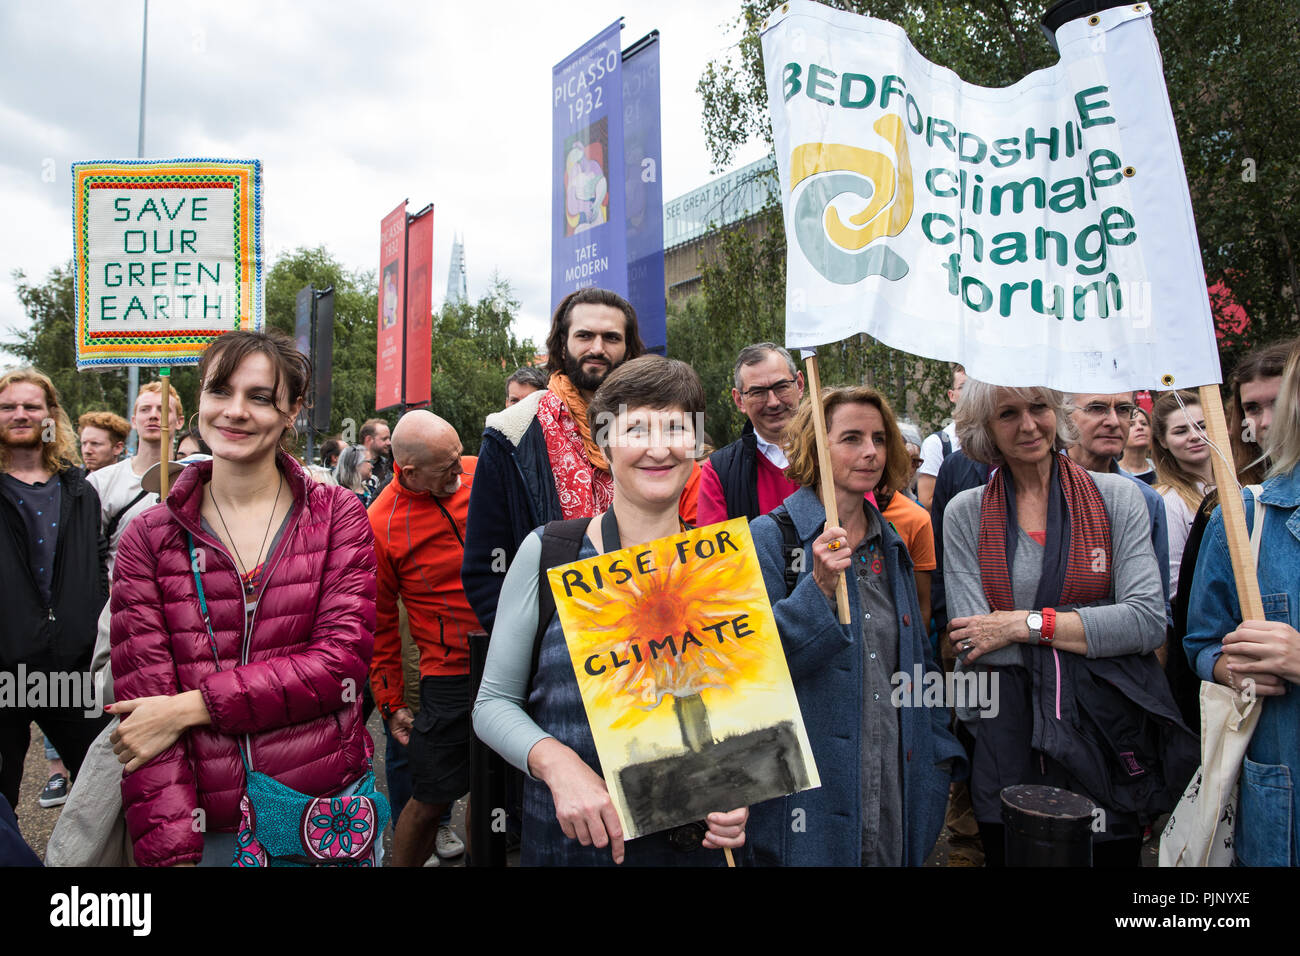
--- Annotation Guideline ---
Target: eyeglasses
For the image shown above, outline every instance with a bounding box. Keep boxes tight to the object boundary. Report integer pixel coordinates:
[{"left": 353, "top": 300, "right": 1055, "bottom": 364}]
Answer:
[
  {"left": 741, "top": 379, "right": 798, "bottom": 403},
  {"left": 1080, "top": 401, "right": 1137, "bottom": 420}
]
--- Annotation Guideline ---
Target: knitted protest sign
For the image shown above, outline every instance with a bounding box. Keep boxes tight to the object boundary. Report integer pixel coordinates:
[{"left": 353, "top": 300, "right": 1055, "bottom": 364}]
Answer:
[{"left": 72, "top": 158, "right": 263, "bottom": 370}]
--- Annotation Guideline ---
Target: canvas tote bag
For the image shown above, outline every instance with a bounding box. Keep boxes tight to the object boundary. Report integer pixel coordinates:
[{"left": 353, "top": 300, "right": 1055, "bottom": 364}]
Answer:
[{"left": 1159, "top": 486, "right": 1266, "bottom": 867}]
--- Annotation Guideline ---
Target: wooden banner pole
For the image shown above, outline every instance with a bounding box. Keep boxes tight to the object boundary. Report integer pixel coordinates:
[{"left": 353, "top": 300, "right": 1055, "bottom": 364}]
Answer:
[
  {"left": 804, "top": 355, "right": 851, "bottom": 625},
  {"left": 1198, "top": 384, "right": 1264, "bottom": 621},
  {"left": 159, "top": 368, "right": 173, "bottom": 500}
]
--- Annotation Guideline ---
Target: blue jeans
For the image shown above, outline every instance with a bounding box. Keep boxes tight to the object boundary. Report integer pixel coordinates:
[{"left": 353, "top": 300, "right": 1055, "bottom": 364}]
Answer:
[{"left": 383, "top": 721, "right": 413, "bottom": 830}]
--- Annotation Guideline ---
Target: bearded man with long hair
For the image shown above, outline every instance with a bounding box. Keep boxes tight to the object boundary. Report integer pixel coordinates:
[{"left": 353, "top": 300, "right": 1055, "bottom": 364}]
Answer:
[{"left": 0, "top": 367, "right": 110, "bottom": 813}]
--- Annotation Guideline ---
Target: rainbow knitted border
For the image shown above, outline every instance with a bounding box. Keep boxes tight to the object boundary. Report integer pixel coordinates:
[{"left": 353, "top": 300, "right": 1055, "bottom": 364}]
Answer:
[{"left": 71, "top": 158, "right": 263, "bottom": 370}]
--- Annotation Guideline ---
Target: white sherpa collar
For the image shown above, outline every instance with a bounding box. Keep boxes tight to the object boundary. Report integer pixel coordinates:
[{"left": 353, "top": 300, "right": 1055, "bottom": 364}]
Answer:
[{"left": 483, "top": 387, "right": 546, "bottom": 447}]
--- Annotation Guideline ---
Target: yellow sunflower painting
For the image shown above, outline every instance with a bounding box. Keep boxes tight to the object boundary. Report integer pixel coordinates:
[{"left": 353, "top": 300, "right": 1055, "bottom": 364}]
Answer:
[{"left": 549, "top": 518, "right": 819, "bottom": 838}]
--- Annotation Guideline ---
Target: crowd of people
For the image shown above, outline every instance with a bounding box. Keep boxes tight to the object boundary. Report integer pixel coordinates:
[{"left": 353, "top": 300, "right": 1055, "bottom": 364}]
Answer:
[{"left": 1, "top": 284, "right": 1297, "bottom": 869}]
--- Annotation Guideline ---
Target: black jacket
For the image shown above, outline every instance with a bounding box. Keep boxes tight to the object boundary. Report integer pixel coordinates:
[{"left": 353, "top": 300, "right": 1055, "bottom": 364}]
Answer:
[
  {"left": 707, "top": 422, "right": 760, "bottom": 522},
  {"left": 0, "top": 466, "right": 108, "bottom": 674},
  {"left": 972, "top": 647, "right": 1197, "bottom": 830}
]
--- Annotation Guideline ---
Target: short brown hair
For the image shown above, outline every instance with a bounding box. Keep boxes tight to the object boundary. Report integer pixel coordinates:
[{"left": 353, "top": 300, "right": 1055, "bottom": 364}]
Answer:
[
  {"left": 197, "top": 330, "right": 310, "bottom": 452},
  {"left": 136, "top": 380, "right": 185, "bottom": 423},
  {"left": 783, "top": 386, "right": 910, "bottom": 494},
  {"left": 546, "top": 287, "right": 645, "bottom": 374},
  {"left": 359, "top": 418, "right": 389, "bottom": 442},
  {"left": 78, "top": 410, "right": 130, "bottom": 445},
  {"left": 586, "top": 355, "right": 705, "bottom": 455}
]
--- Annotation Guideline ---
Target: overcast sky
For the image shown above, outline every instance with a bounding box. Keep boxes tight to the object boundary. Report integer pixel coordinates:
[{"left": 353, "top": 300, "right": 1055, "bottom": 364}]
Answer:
[{"left": 0, "top": 0, "right": 770, "bottom": 358}]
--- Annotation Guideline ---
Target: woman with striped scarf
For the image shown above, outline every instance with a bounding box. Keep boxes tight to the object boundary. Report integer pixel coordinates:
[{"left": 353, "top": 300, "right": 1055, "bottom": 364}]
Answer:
[{"left": 942, "top": 380, "right": 1189, "bottom": 867}]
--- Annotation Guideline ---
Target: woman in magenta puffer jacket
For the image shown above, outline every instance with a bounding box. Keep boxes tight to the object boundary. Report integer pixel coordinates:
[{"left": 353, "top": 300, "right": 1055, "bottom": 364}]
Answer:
[{"left": 107, "top": 331, "right": 377, "bottom": 867}]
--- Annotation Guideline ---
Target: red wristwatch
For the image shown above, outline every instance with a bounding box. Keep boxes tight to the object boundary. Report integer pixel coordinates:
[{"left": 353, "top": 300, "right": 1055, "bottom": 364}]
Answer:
[{"left": 1040, "top": 607, "right": 1057, "bottom": 645}]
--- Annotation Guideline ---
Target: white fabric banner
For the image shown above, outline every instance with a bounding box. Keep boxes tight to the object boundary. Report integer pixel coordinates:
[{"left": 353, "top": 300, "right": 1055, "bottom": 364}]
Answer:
[{"left": 762, "top": 1, "right": 1221, "bottom": 391}]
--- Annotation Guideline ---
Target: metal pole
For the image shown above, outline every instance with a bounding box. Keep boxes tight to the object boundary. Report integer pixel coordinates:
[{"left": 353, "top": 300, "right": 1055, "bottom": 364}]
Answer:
[
  {"left": 126, "top": 0, "right": 148, "bottom": 450},
  {"left": 138, "top": 0, "right": 148, "bottom": 157}
]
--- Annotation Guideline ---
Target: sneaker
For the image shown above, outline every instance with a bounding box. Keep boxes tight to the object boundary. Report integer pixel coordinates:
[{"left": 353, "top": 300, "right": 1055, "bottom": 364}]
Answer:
[
  {"left": 422, "top": 850, "right": 441, "bottom": 867},
  {"left": 435, "top": 824, "right": 465, "bottom": 860},
  {"left": 39, "top": 773, "right": 69, "bottom": 808}
]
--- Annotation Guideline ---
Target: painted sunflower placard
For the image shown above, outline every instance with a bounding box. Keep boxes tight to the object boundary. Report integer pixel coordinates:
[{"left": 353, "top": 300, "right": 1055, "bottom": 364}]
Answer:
[{"left": 548, "top": 517, "right": 820, "bottom": 839}]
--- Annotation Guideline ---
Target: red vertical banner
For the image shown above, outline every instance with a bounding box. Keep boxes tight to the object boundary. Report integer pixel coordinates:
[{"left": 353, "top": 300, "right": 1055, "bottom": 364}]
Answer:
[
  {"left": 404, "top": 207, "right": 434, "bottom": 408},
  {"left": 375, "top": 201, "right": 407, "bottom": 411}
]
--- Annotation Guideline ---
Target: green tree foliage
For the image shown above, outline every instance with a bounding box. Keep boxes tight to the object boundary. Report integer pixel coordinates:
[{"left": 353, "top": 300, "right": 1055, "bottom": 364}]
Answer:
[
  {"left": 426, "top": 276, "right": 538, "bottom": 455},
  {"left": 1151, "top": 0, "right": 1300, "bottom": 368},
  {"left": 668, "top": 211, "right": 952, "bottom": 444},
  {"left": 7, "top": 251, "right": 535, "bottom": 460},
  {"left": 6, "top": 263, "right": 200, "bottom": 430},
  {"left": 697, "top": 0, "right": 1300, "bottom": 384},
  {"left": 668, "top": 225, "right": 785, "bottom": 448},
  {"left": 263, "top": 246, "right": 378, "bottom": 441}
]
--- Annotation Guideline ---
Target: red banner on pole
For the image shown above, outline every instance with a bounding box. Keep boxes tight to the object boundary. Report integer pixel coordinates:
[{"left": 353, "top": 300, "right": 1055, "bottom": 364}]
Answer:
[
  {"left": 404, "top": 207, "right": 434, "bottom": 408},
  {"left": 375, "top": 201, "right": 407, "bottom": 412}
]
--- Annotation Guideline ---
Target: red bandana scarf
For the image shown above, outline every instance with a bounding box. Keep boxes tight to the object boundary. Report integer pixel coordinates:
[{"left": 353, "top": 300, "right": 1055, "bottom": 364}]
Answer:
[
  {"left": 536, "top": 386, "right": 614, "bottom": 520},
  {"left": 977, "top": 453, "right": 1112, "bottom": 612}
]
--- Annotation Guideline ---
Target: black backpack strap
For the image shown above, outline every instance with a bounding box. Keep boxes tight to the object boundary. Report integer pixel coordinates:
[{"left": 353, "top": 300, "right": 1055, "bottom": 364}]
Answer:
[
  {"left": 531, "top": 518, "right": 590, "bottom": 689},
  {"left": 771, "top": 508, "right": 802, "bottom": 597},
  {"left": 104, "top": 489, "right": 151, "bottom": 542}
]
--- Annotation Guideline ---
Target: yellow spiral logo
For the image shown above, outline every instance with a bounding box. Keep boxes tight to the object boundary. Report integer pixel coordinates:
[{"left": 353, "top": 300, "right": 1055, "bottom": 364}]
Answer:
[{"left": 790, "top": 114, "right": 914, "bottom": 283}]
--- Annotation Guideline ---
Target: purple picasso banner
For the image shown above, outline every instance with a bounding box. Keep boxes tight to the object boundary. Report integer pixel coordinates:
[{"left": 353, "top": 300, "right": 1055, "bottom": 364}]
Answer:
[
  {"left": 552, "top": 20, "right": 628, "bottom": 310},
  {"left": 622, "top": 33, "right": 665, "bottom": 354}
]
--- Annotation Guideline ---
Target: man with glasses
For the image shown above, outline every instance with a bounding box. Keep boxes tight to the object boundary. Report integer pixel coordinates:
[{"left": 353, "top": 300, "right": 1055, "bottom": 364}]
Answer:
[
  {"left": 698, "top": 343, "right": 805, "bottom": 525},
  {"left": 1068, "top": 392, "right": 1172, "bottom": 626}
]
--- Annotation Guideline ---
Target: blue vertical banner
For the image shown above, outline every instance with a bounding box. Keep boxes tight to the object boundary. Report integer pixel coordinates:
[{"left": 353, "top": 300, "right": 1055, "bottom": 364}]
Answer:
[
  {"left": 622, "top": 32, "right": 666, "bottom": 354},
  {"left": 552, "top": 20, "right": 628, "bottom": 310}
]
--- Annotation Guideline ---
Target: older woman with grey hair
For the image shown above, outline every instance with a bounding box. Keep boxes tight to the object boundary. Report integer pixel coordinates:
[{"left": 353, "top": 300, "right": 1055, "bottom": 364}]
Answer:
[
  {"left": 334, "top": 444, "right": 374, "bottom": 505},
  {"left": 942, "top": 378, "right": 1193, "bottom": 867}
]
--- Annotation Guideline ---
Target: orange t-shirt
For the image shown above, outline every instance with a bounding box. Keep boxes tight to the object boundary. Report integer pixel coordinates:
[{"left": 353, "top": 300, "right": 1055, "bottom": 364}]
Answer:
[{"left": 879, "top": 491, "right": 937, "bottom": 572}]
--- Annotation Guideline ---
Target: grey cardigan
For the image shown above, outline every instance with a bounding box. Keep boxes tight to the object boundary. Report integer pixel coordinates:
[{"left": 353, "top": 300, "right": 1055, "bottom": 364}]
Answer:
[{"left": 942, "top": 469, "right": 1165, "bottom": 663}]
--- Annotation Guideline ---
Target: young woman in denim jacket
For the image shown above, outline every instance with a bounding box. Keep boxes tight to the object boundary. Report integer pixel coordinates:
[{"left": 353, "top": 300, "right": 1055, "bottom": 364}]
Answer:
[{"left": 1185, "top": 341, "right": 1300, "bottom": 866}]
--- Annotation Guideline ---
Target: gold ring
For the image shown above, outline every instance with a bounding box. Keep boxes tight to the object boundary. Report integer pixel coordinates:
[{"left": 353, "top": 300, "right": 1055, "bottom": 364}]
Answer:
[{"left": 828, "top": 540, "right": 842, "bottom": 551}]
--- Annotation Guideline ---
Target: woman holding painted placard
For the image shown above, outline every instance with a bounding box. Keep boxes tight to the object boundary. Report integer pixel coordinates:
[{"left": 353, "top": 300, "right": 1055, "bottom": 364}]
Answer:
[
  {"left": 474, "top": 355, "right": 748, "bottom": 866},
  {"left": 942, "top": 380, "right": 1192, "bottom": 867},
  {"left": 747, "top": 385, "right": 965, "bottom": 866}
]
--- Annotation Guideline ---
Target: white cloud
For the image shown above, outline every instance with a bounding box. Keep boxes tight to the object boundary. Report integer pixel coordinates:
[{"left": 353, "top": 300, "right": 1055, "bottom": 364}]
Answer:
[{"left": 0, "top": 0, "right": 765, "bottom": 365}]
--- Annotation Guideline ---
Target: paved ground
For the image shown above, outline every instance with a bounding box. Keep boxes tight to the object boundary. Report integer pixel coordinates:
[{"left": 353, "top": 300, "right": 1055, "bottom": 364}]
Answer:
[
  {"left": 17, "top": 714, "right": 473, "bottom": 867},
  {"left": 18, "top": 720, "right": 1156, "bottom": 867},
  {"left": 16, "top": 725, "right": 60, "bottom": 860}
]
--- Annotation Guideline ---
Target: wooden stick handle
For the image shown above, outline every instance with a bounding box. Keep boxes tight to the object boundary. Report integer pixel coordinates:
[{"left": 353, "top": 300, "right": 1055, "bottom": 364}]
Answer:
[
  {"left": 724, "top": 847, "right": 735, "bottom": 868},
  {"left": 1198, "top": 384, "right": 1264, "bottom": 621},
  {"left": 804, "top": 355, "right": 851, "bottom": 625},
  {"left": 159, "top": 370, "right": 172, "bottom": 500}
]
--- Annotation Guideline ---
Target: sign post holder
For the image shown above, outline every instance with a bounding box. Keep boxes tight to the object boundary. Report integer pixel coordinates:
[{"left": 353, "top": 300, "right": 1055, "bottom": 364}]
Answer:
[
  {"left": 804, "top": 354, "right": 851, "bottom": 625},
  {"left": 158, "top": 367, "right": 173, "bottom": 499},
  {"left": 1198, "top": 384, "right": 1264, "bottom": 620}
]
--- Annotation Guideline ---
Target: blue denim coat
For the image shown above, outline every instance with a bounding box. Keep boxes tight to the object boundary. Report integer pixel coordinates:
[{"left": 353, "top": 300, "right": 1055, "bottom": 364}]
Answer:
[
  {"left": 748, "top": 488, "right": 966, "bottom": 866},
  {"left": 1184, "top": 467, "right": 1300, "bottom": 866}
]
